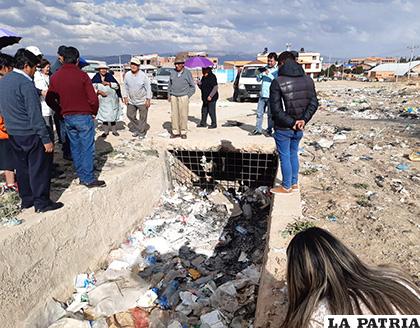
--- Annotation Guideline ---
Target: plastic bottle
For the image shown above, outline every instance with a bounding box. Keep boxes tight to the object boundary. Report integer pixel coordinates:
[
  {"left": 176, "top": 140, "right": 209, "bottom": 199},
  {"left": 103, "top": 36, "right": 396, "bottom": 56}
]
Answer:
[{"left": 158, "top": 280, "right": 180, "bottom": 309}]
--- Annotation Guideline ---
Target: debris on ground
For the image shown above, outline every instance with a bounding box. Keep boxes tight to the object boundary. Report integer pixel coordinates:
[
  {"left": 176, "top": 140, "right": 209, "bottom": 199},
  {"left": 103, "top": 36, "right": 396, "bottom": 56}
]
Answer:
[
  {"left": 46, "top": 185, "right": 272, "bottom": 327},
  {"left": 0, "top": 191, "right": 22, "bottom": 226}
]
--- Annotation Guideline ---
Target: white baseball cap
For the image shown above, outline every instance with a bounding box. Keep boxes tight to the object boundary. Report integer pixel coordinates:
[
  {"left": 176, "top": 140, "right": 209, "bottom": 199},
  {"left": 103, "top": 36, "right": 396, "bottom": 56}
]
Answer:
[
  {"left": 26, "top": 46, "right": 42, "bottom": 57},
  {"left": 130, "top": 57, "right": 141, "bottom": 66}
]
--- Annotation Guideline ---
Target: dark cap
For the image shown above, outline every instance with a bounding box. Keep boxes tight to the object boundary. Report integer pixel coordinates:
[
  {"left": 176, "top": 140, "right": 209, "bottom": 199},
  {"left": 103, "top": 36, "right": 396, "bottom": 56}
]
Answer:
[
  {"left": 290, "top": 50, "right": 299, "bottom": 59},
  {"left": 57, "top": 45, "right": 67, "bottom": 56}
]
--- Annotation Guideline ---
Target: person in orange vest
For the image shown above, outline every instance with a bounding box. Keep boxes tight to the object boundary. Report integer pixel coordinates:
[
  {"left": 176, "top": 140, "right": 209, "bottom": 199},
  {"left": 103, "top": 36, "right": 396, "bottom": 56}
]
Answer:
[{"left": 0, "top": 53, "right": 17, "bottom": 192}]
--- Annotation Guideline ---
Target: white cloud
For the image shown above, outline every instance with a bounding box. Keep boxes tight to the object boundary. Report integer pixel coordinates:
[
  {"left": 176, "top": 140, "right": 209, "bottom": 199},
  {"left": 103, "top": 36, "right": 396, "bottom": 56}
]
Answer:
[{"left": 1, "top": 0, "right": 419, "bottom": 58}]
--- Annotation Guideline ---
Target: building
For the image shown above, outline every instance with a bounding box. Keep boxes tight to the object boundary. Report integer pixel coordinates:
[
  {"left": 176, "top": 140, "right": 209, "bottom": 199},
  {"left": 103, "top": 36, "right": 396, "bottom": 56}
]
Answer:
[
  {"left": 223, "top": 60, "right": 253, "bottom": 69},
  {"left": 368, "top": 61, "right": 420, "bottom": 80},
  {"left": 132, "top": 54, "right": 159, "bottom": 66},
  {"left": 257, "top": 51, "right": 322, "bottom": 78},
  {"left": 350, "top": 57, "right": 397, "bottom": 66},
  {"left": 296, "top": 52, "right": 322, "bottom": 78}
]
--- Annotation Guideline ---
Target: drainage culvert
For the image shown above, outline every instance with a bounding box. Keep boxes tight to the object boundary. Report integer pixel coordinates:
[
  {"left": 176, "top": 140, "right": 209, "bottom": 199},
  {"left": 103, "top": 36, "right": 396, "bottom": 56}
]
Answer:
[{"left": 43, "top": 149, "right": 278, "bottom": 328}]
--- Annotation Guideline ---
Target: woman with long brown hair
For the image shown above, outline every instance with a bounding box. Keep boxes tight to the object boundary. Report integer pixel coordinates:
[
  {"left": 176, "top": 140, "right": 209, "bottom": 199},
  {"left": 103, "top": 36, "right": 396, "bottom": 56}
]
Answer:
[{"left": 282, "top": 227, "right": 420, "bottom": 328}]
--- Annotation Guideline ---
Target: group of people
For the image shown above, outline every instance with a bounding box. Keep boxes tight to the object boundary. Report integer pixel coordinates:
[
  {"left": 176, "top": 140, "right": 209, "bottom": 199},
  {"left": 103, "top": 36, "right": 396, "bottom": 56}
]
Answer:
[
  {"left": 0, "top": 46, "right": 106, "bottom": 213},
  {"left": 0, "top": 46, "right": 221, "bottom": 213}
]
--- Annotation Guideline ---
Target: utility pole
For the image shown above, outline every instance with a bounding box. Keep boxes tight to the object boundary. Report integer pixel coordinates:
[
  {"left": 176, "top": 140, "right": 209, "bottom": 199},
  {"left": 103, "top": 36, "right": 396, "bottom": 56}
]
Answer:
[
  {"left": 326, "top": 55, "right": 331, "bottom": 79},
  {"left": 407, "top": 44, "right": 419, "bottom": 80}
]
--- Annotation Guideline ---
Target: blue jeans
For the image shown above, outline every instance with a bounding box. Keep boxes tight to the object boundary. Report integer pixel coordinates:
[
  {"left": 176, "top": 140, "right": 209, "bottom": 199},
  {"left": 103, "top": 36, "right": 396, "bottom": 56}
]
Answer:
[
  {"left": 64, "top": 115, "right": 95, "bottom": 184},
  {"left": 273, "top": 129, "right": 303, "bottom": 189},
  {"left": 256, "top": 97, "right": 273, "bottom": 133}
]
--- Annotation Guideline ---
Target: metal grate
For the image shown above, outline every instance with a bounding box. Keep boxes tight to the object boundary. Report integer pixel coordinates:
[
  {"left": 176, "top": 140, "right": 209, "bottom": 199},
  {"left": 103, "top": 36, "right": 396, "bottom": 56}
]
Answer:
[{"left": 168, "top": 150, "right": 278, "bottom": 190}]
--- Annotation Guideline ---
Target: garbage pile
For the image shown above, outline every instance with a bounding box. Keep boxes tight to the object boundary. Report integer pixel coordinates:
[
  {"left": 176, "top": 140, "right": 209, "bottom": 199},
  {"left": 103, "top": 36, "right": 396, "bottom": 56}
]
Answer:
[
  {"left": 318, "top": 85, "right": 420, "bottom": 120},
  {"left": 296, "top": 111, "right": 420, "bottom": 281},
  {"left": 0, "top": 189, "right": 22, "bottom": 227},
  {"left": 45, "top": 185, "right": 272, "bottom": 328}
]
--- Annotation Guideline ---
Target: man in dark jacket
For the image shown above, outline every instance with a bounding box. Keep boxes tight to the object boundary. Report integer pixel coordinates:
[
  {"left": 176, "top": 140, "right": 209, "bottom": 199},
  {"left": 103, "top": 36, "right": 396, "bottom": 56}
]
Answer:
[
  {"left": 0, "top": 49, "right": 63, "bottom": 212},
  {"left": 269, "top": 51, "right": 318, "bottom": 194},
  {"left": 46, "top": 47, "right": 105, "bottom": 188}
]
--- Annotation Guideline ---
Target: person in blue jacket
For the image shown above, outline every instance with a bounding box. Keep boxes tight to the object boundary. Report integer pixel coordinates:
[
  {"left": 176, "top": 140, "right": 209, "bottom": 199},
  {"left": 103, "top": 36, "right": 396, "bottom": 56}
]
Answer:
[{"left": 250, "top": 52, "right": 278, "bottom": 136}]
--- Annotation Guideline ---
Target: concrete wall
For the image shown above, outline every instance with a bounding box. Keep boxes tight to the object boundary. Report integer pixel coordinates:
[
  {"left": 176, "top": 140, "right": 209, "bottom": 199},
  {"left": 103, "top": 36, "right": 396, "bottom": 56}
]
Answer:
[
  {"left": 254, "top": 174, "right": 303, "bottom": 327},
  {"left": 0, "top": 155, "right": 168, "bottom": 328}
]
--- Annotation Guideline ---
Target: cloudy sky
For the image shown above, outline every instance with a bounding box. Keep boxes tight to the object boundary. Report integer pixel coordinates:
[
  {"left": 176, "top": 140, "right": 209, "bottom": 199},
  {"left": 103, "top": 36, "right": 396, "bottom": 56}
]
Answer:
[{"left": 1, "top": 0, "right": 419, "bottom": 58}]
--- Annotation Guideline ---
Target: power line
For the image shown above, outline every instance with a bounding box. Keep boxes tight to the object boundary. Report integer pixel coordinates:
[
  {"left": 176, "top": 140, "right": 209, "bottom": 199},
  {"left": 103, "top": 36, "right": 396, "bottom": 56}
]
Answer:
[{"left": 407, "top": 44, "right": 419, "bottom": 80}]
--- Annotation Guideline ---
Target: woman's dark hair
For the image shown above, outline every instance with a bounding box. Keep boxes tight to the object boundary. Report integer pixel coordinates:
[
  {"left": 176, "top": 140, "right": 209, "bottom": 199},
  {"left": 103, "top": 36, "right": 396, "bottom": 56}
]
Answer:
[
  {"left": 14, "top": 49, "right": 40, "bottom": 69},
  {"left": 282, "top": 227, "right": 420, "bottom": 328},
  {"left": 39, "top": 58, "right": 50, "bottom": 69},
  {"left": 277, "top": 51, "right": 296, "bottom": 64},
  {"left": 267, "top": 52, "right": 278, "bottom": 61},
  {"left": 63, "top": 46, "right": 80, "bottom": 64},
  {"left": 202, "top": 67, "right": 212, "bottom": 74},
  {"left": 0, "top": 53, "right": 15, "bottom": 69}
]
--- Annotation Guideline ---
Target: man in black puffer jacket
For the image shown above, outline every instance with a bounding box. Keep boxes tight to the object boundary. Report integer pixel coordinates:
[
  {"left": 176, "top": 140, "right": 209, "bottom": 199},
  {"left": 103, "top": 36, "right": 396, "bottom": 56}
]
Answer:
[{"left": 269, "top": 51, "right": 318, "bottom": 194}]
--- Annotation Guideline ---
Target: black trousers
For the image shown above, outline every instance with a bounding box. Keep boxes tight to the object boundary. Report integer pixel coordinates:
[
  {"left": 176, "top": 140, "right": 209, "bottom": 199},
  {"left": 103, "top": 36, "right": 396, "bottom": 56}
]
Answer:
[
  {"left": 200, "top": 101, "right": 217, "bottom": 127},
  {"left": 53, "top": 113, "right": 62, "bottom": 143},
  {"left": 9, "top": 135, "right": 52, "bottom": 210}
]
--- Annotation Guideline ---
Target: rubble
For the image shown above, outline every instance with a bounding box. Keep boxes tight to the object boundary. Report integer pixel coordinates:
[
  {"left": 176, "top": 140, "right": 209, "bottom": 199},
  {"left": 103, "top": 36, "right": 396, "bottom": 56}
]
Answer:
[
  {"left": 318, "top": 85, "right": 420, "bottom": 120},
  {"left": 45, "top": 185, "right": 271, "bottom": 327},
  {"left": 299, "top": 82, "right": 419, "bottom": 284},
  {"left": 0, "top": 191, "right": 22, "bottom": 226}
]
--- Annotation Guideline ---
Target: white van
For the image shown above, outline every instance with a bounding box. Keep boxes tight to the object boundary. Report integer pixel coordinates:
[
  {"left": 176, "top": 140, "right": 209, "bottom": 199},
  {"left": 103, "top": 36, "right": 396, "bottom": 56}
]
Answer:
[{"left": 236, "top": 63, "right": 265, "bottom": 102}]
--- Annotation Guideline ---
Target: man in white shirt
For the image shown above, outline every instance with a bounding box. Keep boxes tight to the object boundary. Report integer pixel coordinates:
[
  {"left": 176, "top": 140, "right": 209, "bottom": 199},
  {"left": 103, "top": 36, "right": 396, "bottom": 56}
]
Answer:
[{"left": 123, "top": 58, "right": 152, "bottom": 139}]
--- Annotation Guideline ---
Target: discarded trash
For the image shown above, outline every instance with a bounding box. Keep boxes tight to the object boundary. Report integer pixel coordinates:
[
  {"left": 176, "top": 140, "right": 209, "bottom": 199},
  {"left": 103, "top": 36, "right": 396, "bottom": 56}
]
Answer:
[
  {"left": 74, "top": 273, "right": 96, "bottom": 292},
  {"left": 158, "top": 280, "right": 180, "bottom": 309},
  {"left": 408, "top": 151, "right": 420, "bottom": 162},
  {"left": 396, "top": 163, "right": 410, "bottom": 171},
  {"left": 333, "top": 133, "right": 347, "bottom": 142},
  {"left": 327, "top": 215, "right": 337, "bottom": 222},
  {"left": 235, "top": 225, "right": 248, "bottom": 235},
  {"left": 316, "top": 138, "right": 334, "bottom": 149},
  {"left": 200, "top": 310, "right": 227, "bottom": 328},
  {"left": 136, "top": 289, "right": 158, "bottom": 308}
]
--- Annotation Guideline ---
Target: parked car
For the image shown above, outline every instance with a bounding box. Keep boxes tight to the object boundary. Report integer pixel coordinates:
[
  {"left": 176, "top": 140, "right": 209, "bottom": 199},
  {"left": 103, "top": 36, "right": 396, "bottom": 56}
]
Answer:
[
  {"left": 82, "top": 60, "right": 107, "bottom": 78},
  {"left": 151, "top": 67, "right": 173, "bottom": 99},
  {"left": 235, "top": 64, "right": 265, "bottom": 102}
]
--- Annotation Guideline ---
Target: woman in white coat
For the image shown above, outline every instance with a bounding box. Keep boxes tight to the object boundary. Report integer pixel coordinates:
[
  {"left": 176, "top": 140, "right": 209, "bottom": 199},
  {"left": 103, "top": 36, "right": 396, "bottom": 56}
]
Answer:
[
  {"left": 34, "top": 59, "right": 54, "bottom": 142},
  {"left": 91, "top": 64, "right": 121, "bottom": 137}
]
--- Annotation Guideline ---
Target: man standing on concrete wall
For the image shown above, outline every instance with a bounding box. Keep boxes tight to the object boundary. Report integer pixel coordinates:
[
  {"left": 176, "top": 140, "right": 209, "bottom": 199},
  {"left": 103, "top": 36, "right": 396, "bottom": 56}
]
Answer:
[
  {"left": 269, "top": 51, "right": 318, "bottom": 194},
  {"left": 123, "top": 57, "right": 152, "bottom": 139},
  {"left": 46, "top": 47, "right": 105, "bottom": 188},
  {"left": 250, "top": 52, "right": 278, "bottom": 136},
  {"left": 168, "top": 54, "right": 196, "bottom": 139},
  {"left": 0, "top": 49, "right": 63, "bottom": 212}
]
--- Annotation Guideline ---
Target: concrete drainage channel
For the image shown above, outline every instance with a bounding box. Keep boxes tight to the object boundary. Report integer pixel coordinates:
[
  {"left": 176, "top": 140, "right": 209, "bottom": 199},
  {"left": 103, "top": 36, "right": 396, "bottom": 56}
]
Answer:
[{"left": 13, "top": 148, "right": 279, "bottom": 328}]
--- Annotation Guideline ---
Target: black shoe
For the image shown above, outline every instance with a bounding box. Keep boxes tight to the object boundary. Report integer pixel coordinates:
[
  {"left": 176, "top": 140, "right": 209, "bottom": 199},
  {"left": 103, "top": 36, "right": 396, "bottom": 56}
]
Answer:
[
  {"left": 21, "top": 203, "right": 34, "bottom": 210},
  {"left": 82, "top": 180, "right": 106, "bottom": 188},
  {"left": 112, "top": 131, "right": 120, "bottom": 136},
  {"left": 35, "top": 201, "right": 64, "bottom": 213},
  {"left": 197, "top": 123, "right": 207, "bottom": 128},
  {"left": 101, "top": 132, "right": 109, "bottom": 138},
  {"left": 170, "top": 134, "right": 180, "bottom": 139},
  {"left": 52, "top": 168, "right": 65, "bottom": 179},
  {"left": 208, "top": 125, "right": 217, "bottom": 129},
  {"left": 249, "top": 130, "right": 262, "bottom": 136}
]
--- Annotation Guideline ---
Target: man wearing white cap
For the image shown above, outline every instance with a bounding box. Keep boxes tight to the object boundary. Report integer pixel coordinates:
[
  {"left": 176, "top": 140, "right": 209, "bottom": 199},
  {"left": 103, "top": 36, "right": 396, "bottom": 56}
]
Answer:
[
  {"left": 26, "top": 46, "right": 43, "bottom": 59},
  {"left": 122, "top": 57, "right": 152, "bottom": 139}
]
